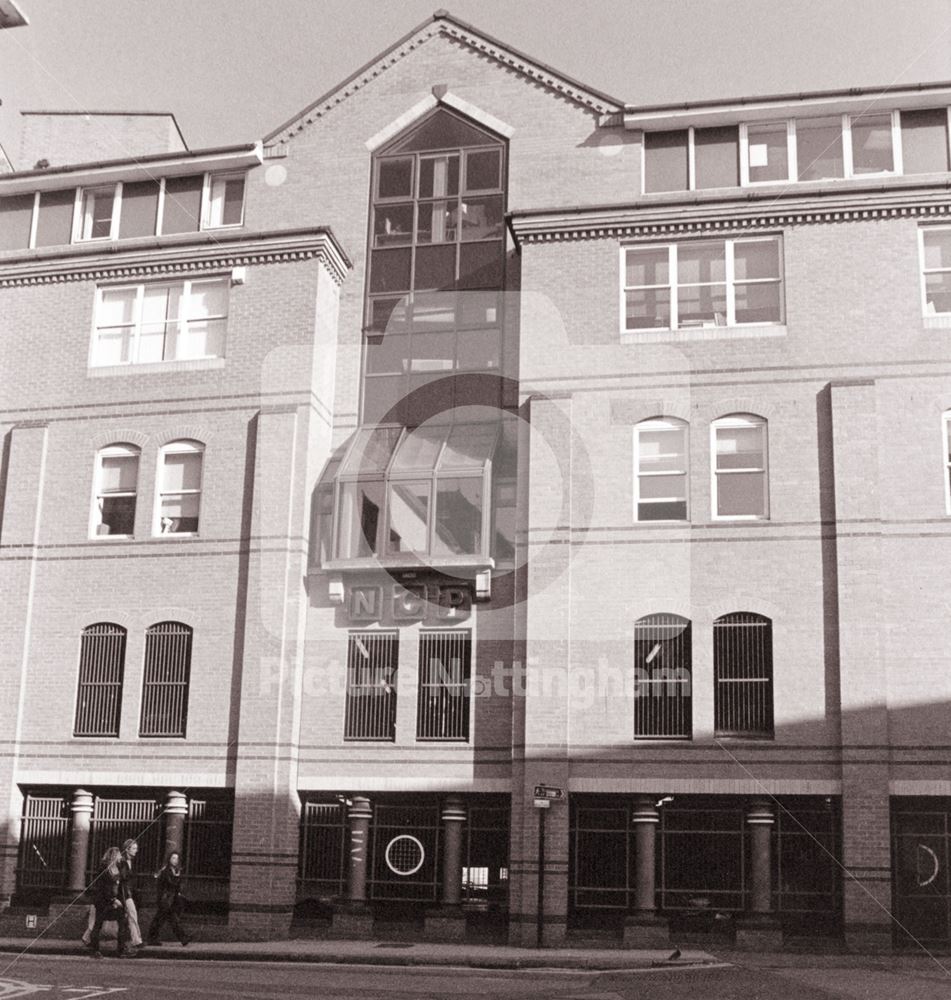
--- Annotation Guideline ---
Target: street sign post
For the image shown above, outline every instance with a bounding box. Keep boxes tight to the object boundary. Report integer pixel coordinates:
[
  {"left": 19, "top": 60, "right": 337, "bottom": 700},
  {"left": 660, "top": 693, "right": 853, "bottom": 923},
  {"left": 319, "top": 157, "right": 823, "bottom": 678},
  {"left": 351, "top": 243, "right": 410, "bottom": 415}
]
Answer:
[{"left": 531, "top": 784, "right": 565, "bottom": 946}]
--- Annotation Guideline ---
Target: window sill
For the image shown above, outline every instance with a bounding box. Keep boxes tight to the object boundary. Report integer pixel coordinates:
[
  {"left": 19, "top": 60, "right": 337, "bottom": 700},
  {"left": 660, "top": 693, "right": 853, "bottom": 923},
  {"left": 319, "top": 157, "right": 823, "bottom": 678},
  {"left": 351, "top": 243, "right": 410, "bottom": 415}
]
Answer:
[
  {"left": 323, "top": 556, "right": 495, "bottom": 573},
  {"left": 923, "top": 315, "right": 951, "bottom": 329},
  {"left": 152, "top": 533, "right": 200, "bottom": 540},
  {"left": 621, "top": 324, "right": 786, "bottom": 344},
  {"left": 88, "top": 357, "right": 226, "bottom": 377}
]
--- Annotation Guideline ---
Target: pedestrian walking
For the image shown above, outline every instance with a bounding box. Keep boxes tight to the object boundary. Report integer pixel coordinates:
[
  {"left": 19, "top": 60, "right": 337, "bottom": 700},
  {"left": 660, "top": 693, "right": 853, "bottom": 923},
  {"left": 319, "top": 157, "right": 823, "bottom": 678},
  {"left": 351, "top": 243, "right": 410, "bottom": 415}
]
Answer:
[
  {"left": 87, "top": 846, "right": 130, "bottom": 958},
  {"left": 146, "top": 852, "right": 191, "bottom": 946},
  {"left": 119, "top": 838, "right": 143, "bottom": 953}
]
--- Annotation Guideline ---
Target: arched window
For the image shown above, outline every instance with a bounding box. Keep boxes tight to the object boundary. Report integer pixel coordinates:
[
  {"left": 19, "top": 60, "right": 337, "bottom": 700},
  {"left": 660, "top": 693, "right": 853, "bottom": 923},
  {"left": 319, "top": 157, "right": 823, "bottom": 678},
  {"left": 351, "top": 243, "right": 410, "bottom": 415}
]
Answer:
[
  {"left": 140, "top": 622, "right": 193, "bottom": 737},
  {"left": 634, "top": 417, "right": 688, "bottom": 521},
  {"left": 74, "top": 623, "right": 126, "bottom": 737},
  {"left": 633, "top": 613, "right": 691, "bottom": 739},
  {"left": 714, "top": 612, "right": 774, "bottom": 738},
  {"left": 711, "top": 414, "right": 768, "bottom": 519},
  {"left": 155, "top": 440, "right": 203, "bottom": 535},
  {"left": 364, "top": 107, "right": 506, "bottom": 423},
  {"left": 91, "top": 443, "right": 139, "bottom": 537}
]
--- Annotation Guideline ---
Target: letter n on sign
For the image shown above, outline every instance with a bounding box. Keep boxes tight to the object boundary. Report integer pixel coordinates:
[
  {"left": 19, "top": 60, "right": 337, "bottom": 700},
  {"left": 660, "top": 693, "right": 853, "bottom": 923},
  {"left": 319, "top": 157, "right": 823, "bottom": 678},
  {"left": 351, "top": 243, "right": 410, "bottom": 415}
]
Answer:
[{"left": 349, "top": 585, "right": 382, "bottom": 622}]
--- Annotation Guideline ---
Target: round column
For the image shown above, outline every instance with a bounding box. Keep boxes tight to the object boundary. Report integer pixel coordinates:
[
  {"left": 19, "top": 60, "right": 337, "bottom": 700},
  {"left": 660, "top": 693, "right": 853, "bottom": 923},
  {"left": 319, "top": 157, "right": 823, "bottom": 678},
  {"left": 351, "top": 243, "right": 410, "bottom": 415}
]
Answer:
[
  {"left": 746, "top": 798, "right": 775, "bottom": 914},
  {"left": 631, "top": 796, "right": 659, "bottom": 914},
  {"left": 68, "top": 789, "right": 94, "bottom": 892},
  {"left": 440, "top": 796, "right": 467, "bottom": 907},
  {"left": 347, "top": 796, "right": 372, "bottom": 903},
  {"left": 164, "top": 790, "right": 188, "bottom": 860}
]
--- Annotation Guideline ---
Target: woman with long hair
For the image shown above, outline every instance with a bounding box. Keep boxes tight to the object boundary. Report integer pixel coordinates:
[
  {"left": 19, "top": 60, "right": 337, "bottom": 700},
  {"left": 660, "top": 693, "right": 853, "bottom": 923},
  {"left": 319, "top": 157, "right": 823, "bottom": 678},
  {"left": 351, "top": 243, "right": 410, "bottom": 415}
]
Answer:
[
  {"left": 118, "top": 838, "right": 143, "bottom": 953},
  {"left": 87, "top": 846, "right": 131, "bottom": 958},
  {"left": 146, "top": 851, "right": 191, "bottom": 946}
]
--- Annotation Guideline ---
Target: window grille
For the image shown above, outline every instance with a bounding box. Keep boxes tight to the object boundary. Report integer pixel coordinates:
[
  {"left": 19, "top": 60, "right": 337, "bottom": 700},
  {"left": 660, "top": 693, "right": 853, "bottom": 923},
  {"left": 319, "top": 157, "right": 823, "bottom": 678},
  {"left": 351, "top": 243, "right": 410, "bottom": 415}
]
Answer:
[
  {"left": 416, "top": 630, "right": 471, "bottom": 740},
  {"left": 183, "top": 798, "right": 233, "bottom": 903},
  {"left": 87, "top": 797, "right": 162, "bottom": 885},
  {"left": 714, "top": 612, "right": 774, "bottom": 738},
  {"left": 16, "top": 795, "right": 70, "bottom": 895},
  {"left": 139, "top": 622, "right": 192, "bottom": 737},
  {"left": 633, "top": 614, "right": 692, "bottom": 739},
  {"left": 298, "top": 801, "right": 348, "bottom": 899},
  {"left": 344, "top": 631, "right": 398, "bottom": 740},
  {"left": 74, "top": 623, "right": 126, "bottom": 737}
]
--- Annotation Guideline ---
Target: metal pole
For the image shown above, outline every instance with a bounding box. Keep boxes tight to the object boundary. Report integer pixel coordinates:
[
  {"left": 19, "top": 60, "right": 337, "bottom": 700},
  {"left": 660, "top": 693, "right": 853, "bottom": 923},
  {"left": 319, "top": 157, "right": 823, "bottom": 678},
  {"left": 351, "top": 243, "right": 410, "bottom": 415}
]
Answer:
[{"left": 536, "top": 806, "right": 546, "bottom": 948}]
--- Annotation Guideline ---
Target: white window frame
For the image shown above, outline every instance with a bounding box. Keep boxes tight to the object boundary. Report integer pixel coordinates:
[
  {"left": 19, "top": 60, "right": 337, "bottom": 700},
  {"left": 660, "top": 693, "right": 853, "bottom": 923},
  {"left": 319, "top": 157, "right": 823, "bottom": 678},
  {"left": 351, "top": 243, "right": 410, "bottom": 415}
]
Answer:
[
  {"left": 634, "top": 417, "right": 689, "bottom": 522},
  {"left": 641, "top": 125, "right": 744, "bottom": 195},
  {"left": 943, "top": 412, "right": 951, "bottom": 515},
  {"left": 90, "top": 276, "right": 229, "bottom": 367},
  {"left": 710, "top": 414, "right": 770, "bottom": 521},
  {"left": 154, "top": 440, "right": 204, "bottom": 538},
  {"left": 200, "top": 171, "right": 246, "bottom": 230},
  {"left": 73, "top": 183, "right": 122, "bottom": 243},
  {"left": 620, "top": 236, "right": 784, "bottom": 333},
  {"left": 89, "top": 443, "right": 140, "bottom": 540},
  {"left": 919, "top": 225, "right": 951, "bottom": 317},
  {"left": 741, "top": 110, "right": 904, "bottom": 186}
]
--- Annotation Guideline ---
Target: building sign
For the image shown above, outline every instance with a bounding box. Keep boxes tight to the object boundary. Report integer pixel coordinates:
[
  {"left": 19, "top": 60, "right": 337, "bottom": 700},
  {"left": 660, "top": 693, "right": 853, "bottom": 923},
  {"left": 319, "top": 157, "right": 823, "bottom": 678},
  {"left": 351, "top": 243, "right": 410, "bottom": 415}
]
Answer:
[{"left": 347, "top": 582, "right": 472, "bottom": 624}]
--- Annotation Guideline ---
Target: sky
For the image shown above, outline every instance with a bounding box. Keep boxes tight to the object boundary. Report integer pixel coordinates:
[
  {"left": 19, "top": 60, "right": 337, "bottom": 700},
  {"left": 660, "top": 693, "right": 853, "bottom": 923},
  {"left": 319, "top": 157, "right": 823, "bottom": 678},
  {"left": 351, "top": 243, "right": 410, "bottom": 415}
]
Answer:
[{"left": 1, "top": 0, "right": 950, "bottom": 161}]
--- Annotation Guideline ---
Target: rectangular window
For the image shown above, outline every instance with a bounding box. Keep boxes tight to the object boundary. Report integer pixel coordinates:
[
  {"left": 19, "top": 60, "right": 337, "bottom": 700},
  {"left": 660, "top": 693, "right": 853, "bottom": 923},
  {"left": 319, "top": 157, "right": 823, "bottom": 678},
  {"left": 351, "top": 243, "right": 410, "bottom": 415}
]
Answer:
[
  {"left": 345, "top": 631, "right": 398, "bottom": 741},
  {"left": 713, "top": 416, "right": 769, "bottom": 519},
  {"left": 693, "top": 126, "right": 740, "bottom": 189},
  {"left": 901, "top": 108, "right": 951, "bottom": 175},
  {"left": 78, "top": 185, "right": 118, "bottom": 241},
  {"left": 745, "top": 122, "right": 790, "bottom": 183},
  {"left": 714, "top": 613, "right": 774, "bottom": 738},
  {"left": 93, "top": 446, "right": 138, "bottom": 537},
  {"left": 416, "top": 630, "right": 472, "bottom": 740},
  {"left": 160, "top": 174, "right": 203, "bottom": 234},
  {"left": 849, "top": 112, "right": 895, "bottom": 175},
  {"left": 139, "top": 622, "right": 192, "bottom": 737},
  {"left": 634, "top": 615, "right": 692, "bottom": 739},
  {"left": 0, "top": 193, "right": 36, "bottom": 251},
  {"left": 91, "top": 277, "right": 228, "bottom": 366},
  {"left": 635, "top": 419, "right": 688, "bottom": 521},
  {"left": 623, "top": 237, "right": 783, "bottom": 331},
  {"left": 643, "top": 130, "right": 689, "bottom": 193},
  {"left": 34, "top": 189, "right": 74, "bottom": 247},
  {"left": 157, "top": 443, "right": 202, "bottom": 535},
  {"left": 920, "top": 227, "right": 951, "bottom": 316},
  {"left": 203, "top": 173, "right": 246, "bottom": 228},
  {"left": 796, "top": 116, "right": 844, "bottom": 181},
  {"left": 75, "top": 624, "right": 126, "bottom": 737},
  {"left": 118, "top": 179, "right": 160, "bottom": 239}
]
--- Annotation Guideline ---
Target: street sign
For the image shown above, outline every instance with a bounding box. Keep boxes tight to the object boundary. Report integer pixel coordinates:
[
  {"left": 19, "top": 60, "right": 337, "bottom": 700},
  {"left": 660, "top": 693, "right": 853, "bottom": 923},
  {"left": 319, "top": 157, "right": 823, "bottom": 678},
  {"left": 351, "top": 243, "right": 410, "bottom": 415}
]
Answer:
[{"left": 533, "top": 784, "right": 565, "bottom": 800}]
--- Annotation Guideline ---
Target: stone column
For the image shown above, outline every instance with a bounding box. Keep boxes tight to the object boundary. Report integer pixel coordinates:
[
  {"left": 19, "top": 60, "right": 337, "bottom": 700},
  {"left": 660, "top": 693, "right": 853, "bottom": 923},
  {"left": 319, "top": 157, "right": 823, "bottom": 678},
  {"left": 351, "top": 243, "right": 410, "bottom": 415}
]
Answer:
[
  {"left": 624, "top": 796, "right": 668, "bottom": 946},
  {"left": 735, "top": 798, "right": 782, "bottom": 949},
  {"left": 332, "top": 796, "right": 373, "bottom": 938},
  {"left": 425, "top": 796, "right": 467, "bottom": 941},
  {"left": 164, "top": 791, "right": 188, "bottom": 861},
  {"left": 67, "top": 789, "right": 94, "bottom": 893}
]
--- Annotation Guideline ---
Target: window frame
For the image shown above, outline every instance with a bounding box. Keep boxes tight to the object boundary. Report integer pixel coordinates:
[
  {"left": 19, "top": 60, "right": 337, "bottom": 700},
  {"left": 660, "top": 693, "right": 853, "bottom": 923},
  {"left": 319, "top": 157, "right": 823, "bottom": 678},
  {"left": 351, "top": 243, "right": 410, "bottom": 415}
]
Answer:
[
  {"left": 633, "top": 613, "right": 692, "bottom": 741},
  {"left": 73, "top": 622, "right": 126, "bottom": 738},
  {"left": 641, "top": 125, "right": 740, "bottom": 194},
  {"left": 344, "top": 630, "right": 399, "bottom": 742},
  {"left": 154, "top": 439, "right": 204, "bottom": 538},
  {"left": 919, "top": 225, "right": 951, "bottom": 318},
  {"left": 73, "top": 182, "right": 122, "bottom": 243},
  {"left": 620, "top": 235, "right": 785, "bottom": 334},
  {"left": 138, "top": 621, "right": 192, "bottom": 738},
  {"left": 633, "top": 417, "right": 689, "bottom": 523},
  {"left": 90, "top": 275, "right": 230, "bottom": 368},
  {"left": 200, "top": 171, "right": 247, "bottom": 230},
  {"left": 713, "top": 612, "right": 775, "bottom": 739},
  {"left": 415, "top": 628, "right": 473, "bottom": 742},
  {"left": 710, "top": 414, "right": 770, "bottom": 521},
  {"left": 89, "top": 442, "right": 140, "bottom": 539},
  {"left": 739, "top": 110, "right": 903, "bottom": 186}
]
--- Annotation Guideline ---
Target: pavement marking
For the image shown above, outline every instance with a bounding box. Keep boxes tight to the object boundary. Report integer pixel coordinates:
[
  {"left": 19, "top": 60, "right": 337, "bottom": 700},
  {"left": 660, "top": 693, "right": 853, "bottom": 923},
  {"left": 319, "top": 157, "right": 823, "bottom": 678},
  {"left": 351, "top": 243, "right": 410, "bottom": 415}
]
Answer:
[{"left": 0, "top": 981, "right": 52, "bottom": 998}]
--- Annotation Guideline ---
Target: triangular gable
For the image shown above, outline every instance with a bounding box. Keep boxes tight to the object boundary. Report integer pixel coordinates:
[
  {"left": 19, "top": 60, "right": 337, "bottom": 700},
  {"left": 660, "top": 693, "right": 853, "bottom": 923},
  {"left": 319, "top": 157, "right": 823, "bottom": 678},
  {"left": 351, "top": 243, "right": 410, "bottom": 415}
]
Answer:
[{"left": 263, "top": 10, "right": 623, "bottom": 146}]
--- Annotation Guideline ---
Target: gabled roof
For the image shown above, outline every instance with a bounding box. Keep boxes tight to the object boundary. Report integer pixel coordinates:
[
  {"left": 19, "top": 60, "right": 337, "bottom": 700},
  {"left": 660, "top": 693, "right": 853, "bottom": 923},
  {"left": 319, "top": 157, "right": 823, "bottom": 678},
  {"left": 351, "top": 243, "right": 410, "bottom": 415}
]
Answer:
[{"left": 264, "top": 9, "right": 623, "bottom": 145}]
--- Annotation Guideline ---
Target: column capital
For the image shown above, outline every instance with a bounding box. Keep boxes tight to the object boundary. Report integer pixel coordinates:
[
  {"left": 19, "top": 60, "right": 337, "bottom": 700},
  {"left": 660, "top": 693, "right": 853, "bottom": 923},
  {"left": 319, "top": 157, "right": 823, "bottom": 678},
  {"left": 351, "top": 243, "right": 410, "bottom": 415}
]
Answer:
[
  {"left": 631, "top": 796, "right": 660, "bottom": 824},
  {"left": 164, "top": 790, "right": 188, "bottom": 816},
  {"left": 746, "top": 798, "right": 775, "bottom": 826},
  {"left": 70, "top": 789, "right": 94, "bottom": 815},
  {"left": 348, "top": 795, "right": 372, "bottom": 821},
  {"left": 441, "top": 796, "right": 467, "bottom": 824}
]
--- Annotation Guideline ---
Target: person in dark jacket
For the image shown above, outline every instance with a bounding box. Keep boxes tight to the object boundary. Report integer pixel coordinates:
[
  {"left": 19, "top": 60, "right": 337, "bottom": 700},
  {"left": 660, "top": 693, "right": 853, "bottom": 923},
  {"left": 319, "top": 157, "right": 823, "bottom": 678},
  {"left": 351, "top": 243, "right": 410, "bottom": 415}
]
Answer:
[
  {"left": 146, "top": 852, "right": 190, "bottom": 946},
  {"left": 118, "top": 838, "right": 143, "bottom": 953},
  {"left": 88, "top": 846, "right": 130, "bottom": 958}
]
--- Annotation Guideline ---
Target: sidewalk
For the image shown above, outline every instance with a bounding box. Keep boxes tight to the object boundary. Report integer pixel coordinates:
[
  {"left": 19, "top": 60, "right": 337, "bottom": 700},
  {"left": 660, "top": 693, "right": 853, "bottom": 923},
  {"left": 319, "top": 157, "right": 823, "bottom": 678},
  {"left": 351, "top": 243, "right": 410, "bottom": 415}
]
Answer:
[{"left": 0, "top": 936, "right": 720, "bottom": 970}]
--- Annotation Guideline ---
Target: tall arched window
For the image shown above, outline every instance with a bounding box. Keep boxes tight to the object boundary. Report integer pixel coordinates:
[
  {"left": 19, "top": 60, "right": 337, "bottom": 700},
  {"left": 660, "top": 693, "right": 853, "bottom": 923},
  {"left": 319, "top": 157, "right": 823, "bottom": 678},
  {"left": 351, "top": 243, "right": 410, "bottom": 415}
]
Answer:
[
  {"left": 155, "top": 439, "right": 203, "bottom": 535},
  {"left": 633, "top": 613, "right": 692, "bottom": 739},
  {"left": 711, "top": 413, "right": 769, "bottom": 519},
  {"left": 74, "top": 623, "right": 126, "bottom": 737},
  {"left": 140, "top": 622, "right": 193, "bottom": 737},
  {"left": 714, "top": 612, "right": 774, "bottom": 738},
  {"left": 91, "top": 443, "right": 139, "bottom": 537},
  {"left": 364, "top": 107, "right": 506, "bottom": 423},
  {"left": 634, "top": 417, "right": 688, "bottom": 521}
]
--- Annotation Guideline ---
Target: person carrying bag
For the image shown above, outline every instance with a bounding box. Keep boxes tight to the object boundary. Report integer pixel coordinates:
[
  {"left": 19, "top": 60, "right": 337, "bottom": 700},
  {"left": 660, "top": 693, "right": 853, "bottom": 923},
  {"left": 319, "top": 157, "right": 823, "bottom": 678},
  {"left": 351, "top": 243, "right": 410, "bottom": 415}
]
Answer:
[{"left": 146, "top": 852, "right": 191, "bottom": 946}]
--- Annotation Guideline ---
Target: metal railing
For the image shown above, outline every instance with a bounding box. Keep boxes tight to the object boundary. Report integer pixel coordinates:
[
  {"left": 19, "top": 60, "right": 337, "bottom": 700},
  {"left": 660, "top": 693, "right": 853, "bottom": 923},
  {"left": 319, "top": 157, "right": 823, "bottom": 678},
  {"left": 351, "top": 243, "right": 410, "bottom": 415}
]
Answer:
[
  {"left": 633, "top": 614, "right": 692, "bottom": 739},
  {"left": 298, "top": 801, "right": 348, "bottom": 899},
  {"left": 16, "top": 795, "right": 70, "bottom": 894},
  {"left": 344, "top": 631, "right": 398, "bottom": 740},
  {"left": 139, "top": 622, "right": 192, "bottom": 738},
  {"left": 416, "top": 630, "right": 471, "bottom": 740},
  {"left": 74, "top": 623, "right": 126, "bottom": 737},
  {"left": 714, "top": 613, "right": 774, "bottom": 737}
]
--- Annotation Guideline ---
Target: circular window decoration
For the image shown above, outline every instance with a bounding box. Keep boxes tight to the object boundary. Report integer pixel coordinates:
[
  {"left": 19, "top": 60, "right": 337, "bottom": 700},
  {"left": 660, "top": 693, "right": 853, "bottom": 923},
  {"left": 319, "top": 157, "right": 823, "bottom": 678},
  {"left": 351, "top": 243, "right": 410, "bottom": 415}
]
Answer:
[{"left": 385, "top": 834, "right": 425, "bottom": 876}]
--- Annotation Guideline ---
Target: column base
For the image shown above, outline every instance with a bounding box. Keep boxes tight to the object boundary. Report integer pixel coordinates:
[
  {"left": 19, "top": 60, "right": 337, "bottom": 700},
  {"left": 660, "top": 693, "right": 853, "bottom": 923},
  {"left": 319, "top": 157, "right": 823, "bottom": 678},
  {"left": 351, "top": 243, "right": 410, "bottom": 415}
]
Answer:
[
  {"left": 228, "top": 906, "right": 293, "bottom": 941},
  {"left": 506, "top": 913, "right": 566, "bottom": 948},
  {"left": 424, "top": 905, "right": 467, "bottom": 942},
  {"left": 329, "top": 901, "right": 374, "bottom": 940},
  {"left": 734, "top": 914, "right": 782, "bottom": 951},
  {"left": 844, "top": 922, "right": 893, "bottom": 954},
  {"left": 623, "top": 912, "right": 669, "bottom": 948}
]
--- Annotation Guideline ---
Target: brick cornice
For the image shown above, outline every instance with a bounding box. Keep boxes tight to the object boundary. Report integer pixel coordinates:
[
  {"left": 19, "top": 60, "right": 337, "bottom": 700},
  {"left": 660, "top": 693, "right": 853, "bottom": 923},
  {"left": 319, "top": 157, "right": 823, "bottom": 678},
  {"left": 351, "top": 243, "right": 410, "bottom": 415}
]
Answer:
[
  {"left": 0, "top": 228, "right": 351, "bottom": 288},
  {"left": 509, "top": 184, "right": 951, "bottom": 243}
]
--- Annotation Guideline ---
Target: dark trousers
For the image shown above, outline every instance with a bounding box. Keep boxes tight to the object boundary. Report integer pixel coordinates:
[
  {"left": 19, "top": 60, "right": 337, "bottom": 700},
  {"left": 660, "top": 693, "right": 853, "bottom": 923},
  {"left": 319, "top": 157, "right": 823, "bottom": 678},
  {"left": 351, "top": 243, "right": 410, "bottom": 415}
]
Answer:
[
  {"left": 147, "top": 904, "right": 187, "bottom": 943},
  {"left": 90, "top": 903, "right": 129, "bottom": 953}
]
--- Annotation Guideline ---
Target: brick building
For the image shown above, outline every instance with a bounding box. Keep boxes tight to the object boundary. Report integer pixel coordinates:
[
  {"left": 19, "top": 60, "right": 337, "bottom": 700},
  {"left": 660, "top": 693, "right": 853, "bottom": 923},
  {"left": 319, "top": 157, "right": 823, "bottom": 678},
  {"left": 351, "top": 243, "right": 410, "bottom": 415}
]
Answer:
[{"left": 1, "top": 11, "right": 951, "bottom": 950}]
